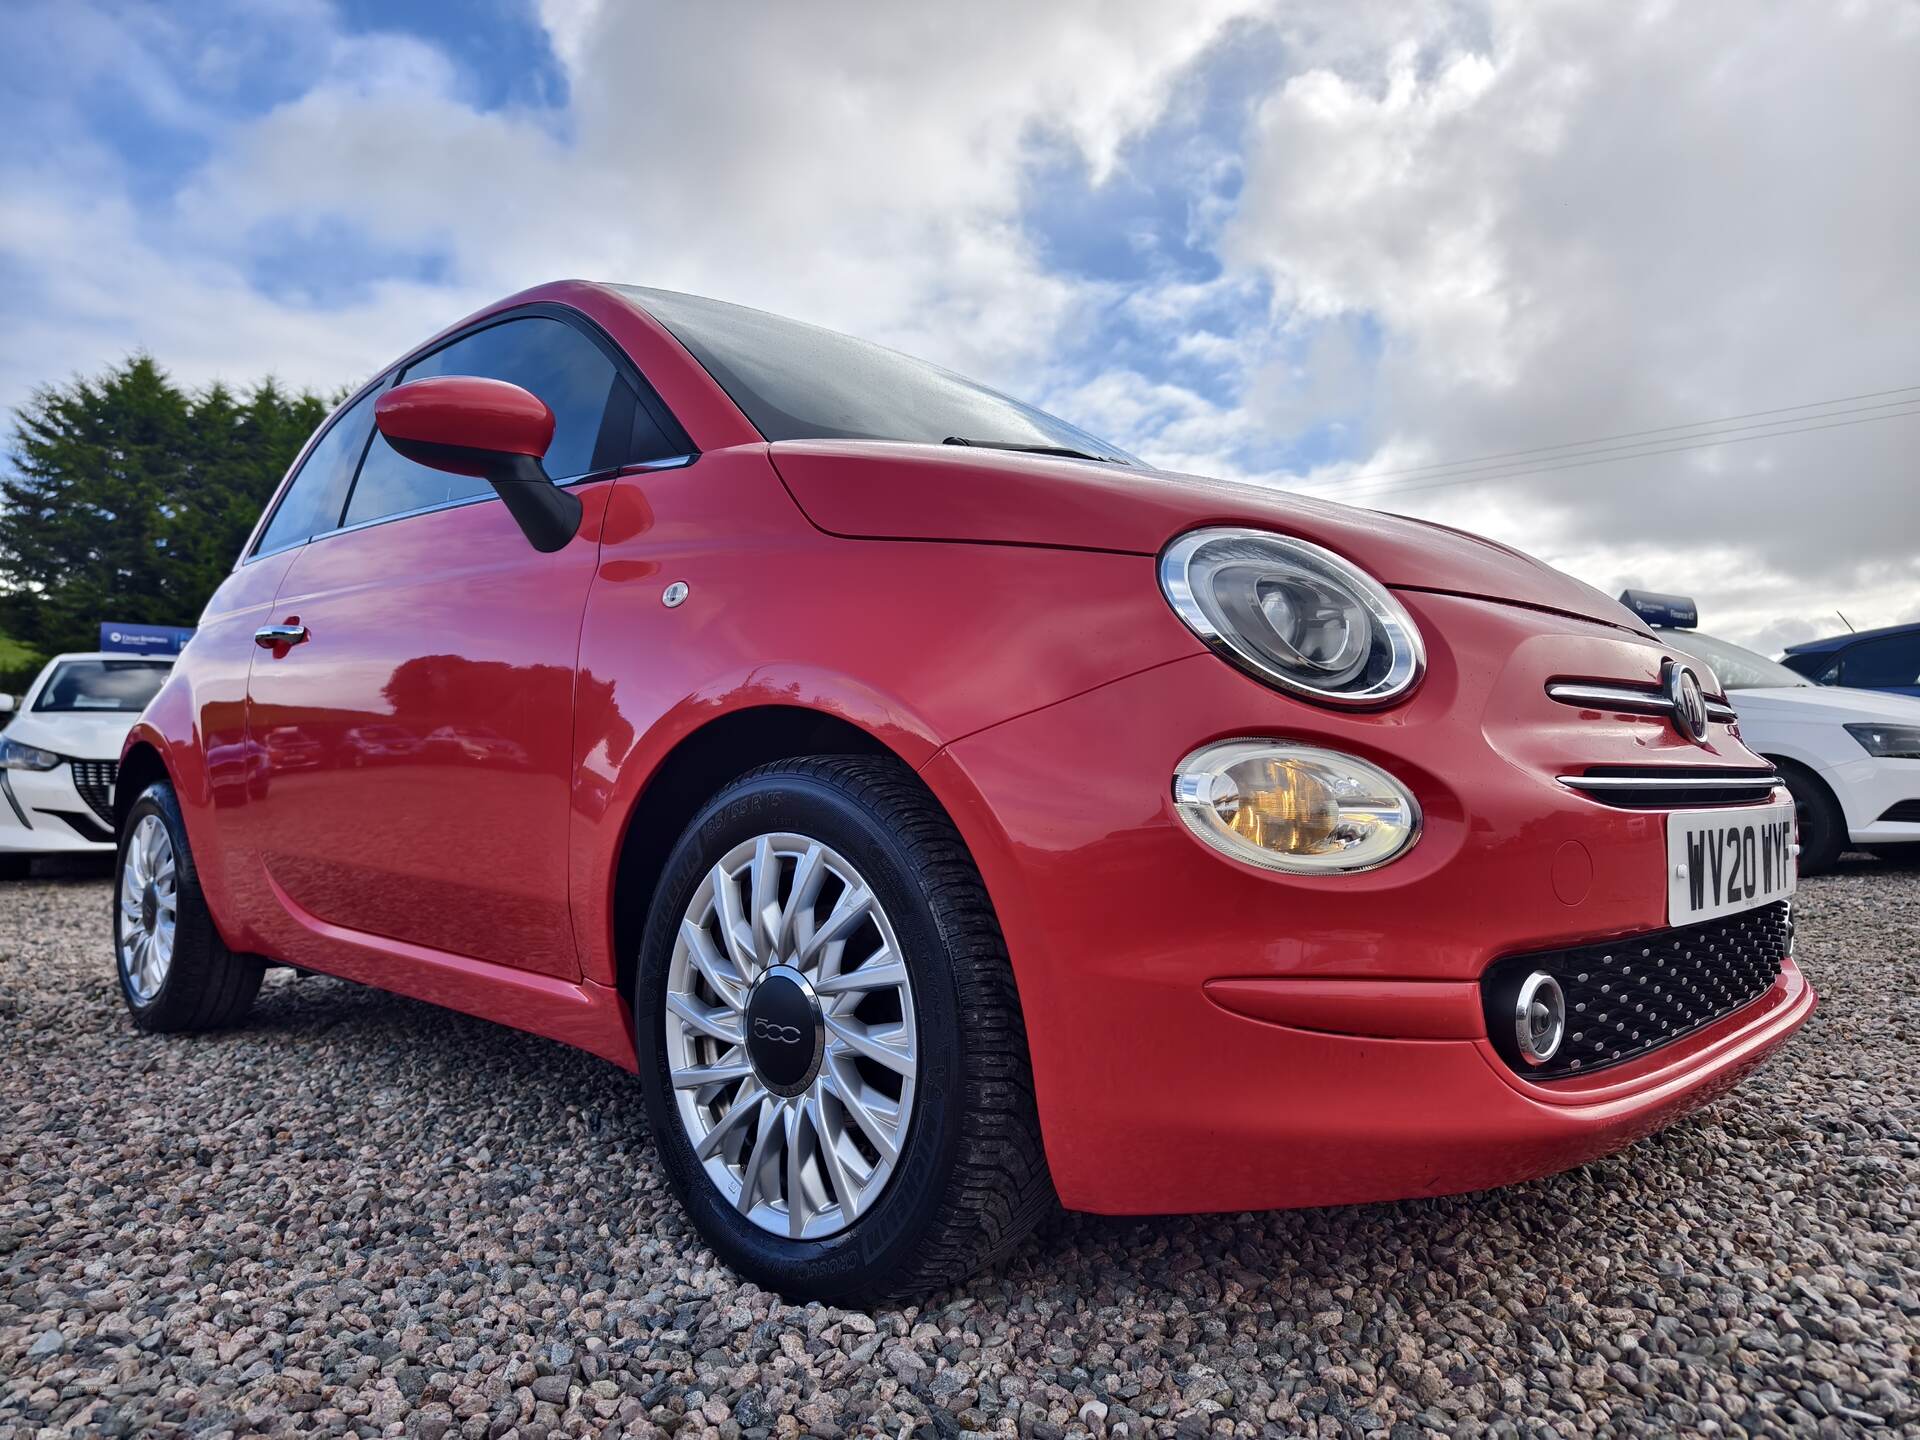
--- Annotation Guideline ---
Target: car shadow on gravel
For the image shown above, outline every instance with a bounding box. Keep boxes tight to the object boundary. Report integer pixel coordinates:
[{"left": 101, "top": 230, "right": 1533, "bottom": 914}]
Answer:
[{"left": 240, "top": 962, "right": 1741, "bottom": 1297}]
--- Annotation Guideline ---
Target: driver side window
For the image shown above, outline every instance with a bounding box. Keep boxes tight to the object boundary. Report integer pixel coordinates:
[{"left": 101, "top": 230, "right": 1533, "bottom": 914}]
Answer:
[
  {"left": 342, "top": 317, "right": 622, "bottom": 528},
  {"left": 1840, "top": 634, "right": 1920, "bottom": 688}
]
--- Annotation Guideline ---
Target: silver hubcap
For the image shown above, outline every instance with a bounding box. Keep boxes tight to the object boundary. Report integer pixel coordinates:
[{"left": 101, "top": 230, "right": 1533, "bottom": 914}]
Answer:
[
  {"left": 118, "top": 814, "right": 177, "bottom": 1004},
  {"left": 666, "top": 833, "right": 918, "bottom": 1240}
]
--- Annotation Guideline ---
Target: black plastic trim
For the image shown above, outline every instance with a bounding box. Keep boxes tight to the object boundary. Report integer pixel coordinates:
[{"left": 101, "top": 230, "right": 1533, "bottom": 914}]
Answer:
[{"left": 1482, "top": 902, "right": 1791, "bottom": 1080}]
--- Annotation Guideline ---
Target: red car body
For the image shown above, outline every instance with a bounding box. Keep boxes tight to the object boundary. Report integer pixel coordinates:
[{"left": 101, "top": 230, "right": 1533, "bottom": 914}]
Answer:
[{"left": 122, "top": 281, "right": 1812, "bottom": 1220}]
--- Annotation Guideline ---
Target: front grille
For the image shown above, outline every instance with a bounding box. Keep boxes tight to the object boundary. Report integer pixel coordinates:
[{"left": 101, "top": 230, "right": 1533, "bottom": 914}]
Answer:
[
  {"left": 1878, "top": 799, "right": 1920, "bottom": 824},
  {"left": 68, "top": 758, "right": 116, "bottom": 827},
  {"left": 1558, "top": 765, "right": 1782, "bottom": 810},
  {"left": 1546, "top": 678, "right": 1738, "bottom": 725},
  {"left": 1482, "top": 902, "right": 1791, "bottom": 1079}
]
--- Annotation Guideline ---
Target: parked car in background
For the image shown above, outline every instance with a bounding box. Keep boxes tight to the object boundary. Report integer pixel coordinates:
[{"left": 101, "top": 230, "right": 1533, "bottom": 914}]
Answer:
[
  {"left": 1621, "top": 592, "right": 1920, "bottom": 873},
  {"left": 114, "top": 282, "right": 1813, "bottom": 1301},
  {"left": 0, "top": 652, "right": 175, "bottom": 877},
  {"left": 1780, "top": 621, "right": 1920, "bottom": 697}
]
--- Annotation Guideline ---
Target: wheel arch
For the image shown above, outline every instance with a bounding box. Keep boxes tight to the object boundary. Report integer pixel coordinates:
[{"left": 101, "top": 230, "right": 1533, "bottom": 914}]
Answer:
[
  {"left": 609, "top": 703, "right": 909, "bottom": 1006},
  {"left": 1762, "top": 752, "right": 1844, "bottom": 821},
  {"left": 115, "top": 738, "right": 172, "bottom": 836}
]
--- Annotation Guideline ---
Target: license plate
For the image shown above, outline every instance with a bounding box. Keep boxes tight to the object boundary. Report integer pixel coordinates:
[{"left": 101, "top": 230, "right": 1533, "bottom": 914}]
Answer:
[{"left": 1667, "top": 797, "right": 1796, "bottom": 924}]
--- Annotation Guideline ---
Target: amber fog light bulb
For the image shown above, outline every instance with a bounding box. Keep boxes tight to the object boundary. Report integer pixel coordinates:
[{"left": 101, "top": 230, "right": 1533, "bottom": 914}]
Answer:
[
  {"left": 1174, "top": 740, "right": 1421, "bottom": 875},
  {"left": 1221, "top": 758, "right": 1341, "bottom": 854}
]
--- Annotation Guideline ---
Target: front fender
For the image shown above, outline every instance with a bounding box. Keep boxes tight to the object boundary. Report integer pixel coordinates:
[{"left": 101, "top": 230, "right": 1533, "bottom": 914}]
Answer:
[{"left": 567, "top": 448, "right": 1203, "bottom": 986}]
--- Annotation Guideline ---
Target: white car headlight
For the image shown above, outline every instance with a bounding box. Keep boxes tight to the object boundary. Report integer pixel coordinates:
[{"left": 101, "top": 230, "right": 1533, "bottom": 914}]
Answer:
[
  {"left": 1159, "top": 528, "right": 1424, "bottom": 706},
  {"left": 0, "top": 737, "right": 59, "bottom": 771},
  {"left": 1845, "top": 723, "right": 1920, "bottom": 759},
  {"left": 1172, "top": 740, "right": 1421, "bottom": 873}
]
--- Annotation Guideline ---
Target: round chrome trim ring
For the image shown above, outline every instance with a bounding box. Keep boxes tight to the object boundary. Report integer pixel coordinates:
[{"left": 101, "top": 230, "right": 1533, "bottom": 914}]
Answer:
[
  {"left": 1514, "top": 971, "right": 1566, "bottom": 1066},
  {"left": 1158, "top": 528, "right": 1426, "bottom": 708},
  {"left": 1170, "top": 737, "right": 1424, "bottom": 876},
  {"left": 1665, "top": 661, "right": 1711, "bottom": 744}
]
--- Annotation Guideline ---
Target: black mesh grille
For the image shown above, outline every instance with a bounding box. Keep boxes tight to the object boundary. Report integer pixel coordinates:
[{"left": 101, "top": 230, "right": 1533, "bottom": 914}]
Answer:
[
  {"left": 68, "top": 759, "right": 116, "bottom": 827},
  {"left": 1878, "top": 799, "right": 1920, "bottom": 824},
  {"left": 1482, "top": 902, "right": 1791, "bottom": 1079}
]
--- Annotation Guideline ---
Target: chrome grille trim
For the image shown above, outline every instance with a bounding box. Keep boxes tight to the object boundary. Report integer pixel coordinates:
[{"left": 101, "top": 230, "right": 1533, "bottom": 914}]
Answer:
[
  {"left": 1556, "top": 773, "right": 1783, "bottom": 793},
  {"left": 1546, "top": 680, "right": 1737, "bottom": 724},
  {"left": 1556, "top": 768, "right": 1784, "bottom": 809}
]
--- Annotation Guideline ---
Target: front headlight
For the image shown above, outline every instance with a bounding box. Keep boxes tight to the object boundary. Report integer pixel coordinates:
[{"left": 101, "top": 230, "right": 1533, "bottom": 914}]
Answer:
[
  {"left": 1845, "top": 722, "right": 1920, "bottom": 759},
  {"left": 0, "top": 736, "right": 59, "bottom": 771},
  {"left": 1173, "top": 739, "right": 1421, "bottom": 873},
  {"left": 1158, "top": 528, "right": 1424, "bottom": 705}
]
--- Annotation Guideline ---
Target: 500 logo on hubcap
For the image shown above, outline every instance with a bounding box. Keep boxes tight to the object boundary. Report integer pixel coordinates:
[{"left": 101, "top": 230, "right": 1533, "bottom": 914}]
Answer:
[{"left": 752, "top": 1017, "right": 804, "bottom": 1045}]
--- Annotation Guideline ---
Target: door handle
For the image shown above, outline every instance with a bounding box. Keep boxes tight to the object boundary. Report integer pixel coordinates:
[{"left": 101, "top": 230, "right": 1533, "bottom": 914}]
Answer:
[{"left": 254, "top": 623, "right": 309, "bottom": 649}]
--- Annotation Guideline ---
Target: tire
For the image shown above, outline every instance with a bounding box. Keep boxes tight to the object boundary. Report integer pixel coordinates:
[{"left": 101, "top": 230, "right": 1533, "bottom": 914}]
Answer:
[
  {"left": 635, "top": 755, "right": 1051, "bottom": 1303},
  {"left": 1866, "top": 844, "right": 1920, "bottom": 866},
  {"left": 0, "top": 855, "right": 31, "bottom": 881},
  {"left": 114, "top": 781, "right": 263, "bottom": 1032},
  {"left": 1774, "top": 762, "right": 1843, "bottom": 876}
]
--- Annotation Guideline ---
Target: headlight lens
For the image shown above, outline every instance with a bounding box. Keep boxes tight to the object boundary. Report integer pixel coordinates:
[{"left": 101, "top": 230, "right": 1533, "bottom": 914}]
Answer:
[
  {"left": 1172, "top": 739, "right": 1421, "bottom": 873},
  {"left": 1845, "top": 722, "right": 1920, "bottom": 759},
  {"left": 1159, "top": 528, "right": 1424, "bottom": 705},
  {"left": 0, "top": 736, "right": 60, "bottom": 771}
]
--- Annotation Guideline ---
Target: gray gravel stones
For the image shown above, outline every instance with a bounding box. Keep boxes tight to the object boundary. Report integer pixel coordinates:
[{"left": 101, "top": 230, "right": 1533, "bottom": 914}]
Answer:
[{"left": 3, "top": 855, "right": 1917, "bottom": 1437}]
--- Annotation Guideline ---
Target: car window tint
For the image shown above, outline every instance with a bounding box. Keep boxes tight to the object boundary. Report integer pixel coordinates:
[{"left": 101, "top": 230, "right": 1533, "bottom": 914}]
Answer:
[
  {"left": 343, "top": 317, "right": 618, "bottom": 528},
  {"left": 254, "top": 392, "right": 375, "bottom": 554},
  {"left": 1841, "top": 634, "right": 1920, "bottom": 687},
  {"left": 619, "top": 285, "right": 1137, "bottom": 462},
  {"left": 33, "top": 660, "right": 172, "bottom": 713}
]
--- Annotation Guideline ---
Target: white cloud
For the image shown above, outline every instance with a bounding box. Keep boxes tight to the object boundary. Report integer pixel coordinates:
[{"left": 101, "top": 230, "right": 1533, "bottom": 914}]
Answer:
[
  {"left": 1215, "top": 0, "right": 1920, "bottom": 645},
  {"left": 3, "top": 0, "right": 1917, "bottom": 648}
]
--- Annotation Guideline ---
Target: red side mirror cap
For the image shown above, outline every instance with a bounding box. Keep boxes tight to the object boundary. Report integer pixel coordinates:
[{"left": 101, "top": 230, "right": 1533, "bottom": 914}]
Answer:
[{"left": 374, "top": 376, "right": 555, "bottom": 477}]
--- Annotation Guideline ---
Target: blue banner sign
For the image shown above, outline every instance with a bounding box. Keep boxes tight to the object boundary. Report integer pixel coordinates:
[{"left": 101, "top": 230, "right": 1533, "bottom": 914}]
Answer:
[{"left": 99, "top": 623, "right": 195, "bottom": 656}]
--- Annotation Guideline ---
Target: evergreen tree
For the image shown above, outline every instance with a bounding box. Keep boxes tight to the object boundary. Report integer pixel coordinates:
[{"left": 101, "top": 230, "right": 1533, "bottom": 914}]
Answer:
[{"left": 1, "top": 355, "right": 331, "bottom": 662}]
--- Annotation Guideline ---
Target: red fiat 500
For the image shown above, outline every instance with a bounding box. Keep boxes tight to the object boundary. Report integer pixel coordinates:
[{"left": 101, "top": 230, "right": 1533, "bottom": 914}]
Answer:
[{"left": 115, "top": 281, "right": 1813, "bottom": 1300}]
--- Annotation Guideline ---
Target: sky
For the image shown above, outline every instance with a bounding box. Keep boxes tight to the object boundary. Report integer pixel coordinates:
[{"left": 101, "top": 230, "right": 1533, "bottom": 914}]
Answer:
[{"left": 2, "top": 0, "right": 1916, "bottom": 650}]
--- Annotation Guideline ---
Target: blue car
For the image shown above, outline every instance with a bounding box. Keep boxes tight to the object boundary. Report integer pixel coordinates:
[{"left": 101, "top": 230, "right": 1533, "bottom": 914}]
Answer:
[{"left": 1781, "top": 622, "right": 1920, "bottom": 697}]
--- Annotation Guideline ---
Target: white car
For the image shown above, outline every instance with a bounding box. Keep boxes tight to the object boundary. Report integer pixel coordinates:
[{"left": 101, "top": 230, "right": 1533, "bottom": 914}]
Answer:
[
  {"left": 1650, "top": 626, "right": 1920, "bottom": 874},
  {"left": 0, "top": 652, "right": 175, "bottom": 877}
]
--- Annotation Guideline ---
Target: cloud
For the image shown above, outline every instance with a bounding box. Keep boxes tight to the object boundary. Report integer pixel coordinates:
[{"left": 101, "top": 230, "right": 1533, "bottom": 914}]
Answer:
[
  {"left": 2, "top": 0, "right": 1916, "bottom": 648},
  {"left": 1213, "top": 0, "right": 1920, "bottom": 644}
]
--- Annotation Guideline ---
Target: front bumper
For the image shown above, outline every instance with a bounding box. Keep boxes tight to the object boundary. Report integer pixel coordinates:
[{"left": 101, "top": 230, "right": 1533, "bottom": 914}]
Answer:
[
  {"left": 1830, "top": 755, "right": 1920, "bottom": 844},
  {"left": 923, "top": 591, "right": 1816, "bottom": 1214},
  {"left": 0, "top": 763, "right": 119, "bottom": 853}
]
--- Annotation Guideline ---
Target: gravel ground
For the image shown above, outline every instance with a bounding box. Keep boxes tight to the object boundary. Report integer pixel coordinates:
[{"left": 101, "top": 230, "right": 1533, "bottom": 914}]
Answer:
[{"left": 2, "top": 856, "right": 1916, "bottom": 1439}]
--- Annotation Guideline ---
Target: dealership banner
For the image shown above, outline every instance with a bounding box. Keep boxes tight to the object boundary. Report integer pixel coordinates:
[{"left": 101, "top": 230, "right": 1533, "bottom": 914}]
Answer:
[{"left": 99, "top": 623, "right": 195, "bottom": 655}]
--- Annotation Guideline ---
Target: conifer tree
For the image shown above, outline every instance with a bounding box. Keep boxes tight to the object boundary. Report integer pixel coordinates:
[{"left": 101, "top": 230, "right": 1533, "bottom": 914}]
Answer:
[{"left": 1, "top": 355, "right": 331, "bottom": 664}]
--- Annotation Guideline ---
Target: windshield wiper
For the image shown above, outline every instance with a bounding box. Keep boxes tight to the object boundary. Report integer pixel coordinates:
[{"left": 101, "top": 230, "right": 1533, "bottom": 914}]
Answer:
[{"left": 943, "top": 436, "right": 1117, "bottom": 464}]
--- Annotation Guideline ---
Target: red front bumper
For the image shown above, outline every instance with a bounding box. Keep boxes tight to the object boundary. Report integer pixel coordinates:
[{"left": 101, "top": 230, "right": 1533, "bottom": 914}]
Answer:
[{"left": 920, "top": 592, "right": 1816, "bottom": 1214}]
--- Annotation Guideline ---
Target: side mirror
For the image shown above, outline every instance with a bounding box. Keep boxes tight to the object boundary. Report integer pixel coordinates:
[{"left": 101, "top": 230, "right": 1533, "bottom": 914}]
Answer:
[
  {"left": 0, "top": 695, "right": 13, "bottom": 715},
  {"left": 374, "top": 376, "right": 583, "bottom": 553}
]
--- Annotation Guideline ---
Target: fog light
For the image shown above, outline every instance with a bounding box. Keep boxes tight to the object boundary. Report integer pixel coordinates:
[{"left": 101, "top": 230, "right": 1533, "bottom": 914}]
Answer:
[
  {"left": 1514, "top": 971, "right": 1565, "bottom": 1066},
  {"left": 1171, "top": 739, "right": 1421, "bottom": 874}
]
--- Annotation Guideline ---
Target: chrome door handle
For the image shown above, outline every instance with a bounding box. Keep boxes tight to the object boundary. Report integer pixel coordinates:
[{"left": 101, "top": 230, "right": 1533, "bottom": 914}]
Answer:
[{"left": 254, "top": 624, "right": 309, "bottom": 649}]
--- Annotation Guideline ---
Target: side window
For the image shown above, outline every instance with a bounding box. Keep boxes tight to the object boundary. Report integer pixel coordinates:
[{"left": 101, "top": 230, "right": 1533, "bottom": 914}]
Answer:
[
  {"left": 1840, "top": 635, "right": 1920, "bottom": 688},
  {"left": 253, "top": 391, "right": 376, "bottom": 555},
  {"left": 343, "top": 317, "right": 622, "bottom": 529}
]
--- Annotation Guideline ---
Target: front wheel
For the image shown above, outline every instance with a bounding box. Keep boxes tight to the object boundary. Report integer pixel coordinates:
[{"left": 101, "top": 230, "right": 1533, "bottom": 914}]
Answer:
[
  {"left": 115, "top": 782, "right": 263, "bottom": 1031},
  {"left": 635, "top": 756, "right": 1051, "bottom": 1303}
]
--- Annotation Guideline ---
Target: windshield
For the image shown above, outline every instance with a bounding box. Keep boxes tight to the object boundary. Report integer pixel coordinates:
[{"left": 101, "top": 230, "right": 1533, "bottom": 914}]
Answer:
[
  {"left": 621, "top": 286, "right": 1137, "bottom": 463},
  {"left": 33, "top": 660, "right": 172, "bottom": 713},
  {"left": 1655, "top": 628, "right": 1809, "bottom": 690}
]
